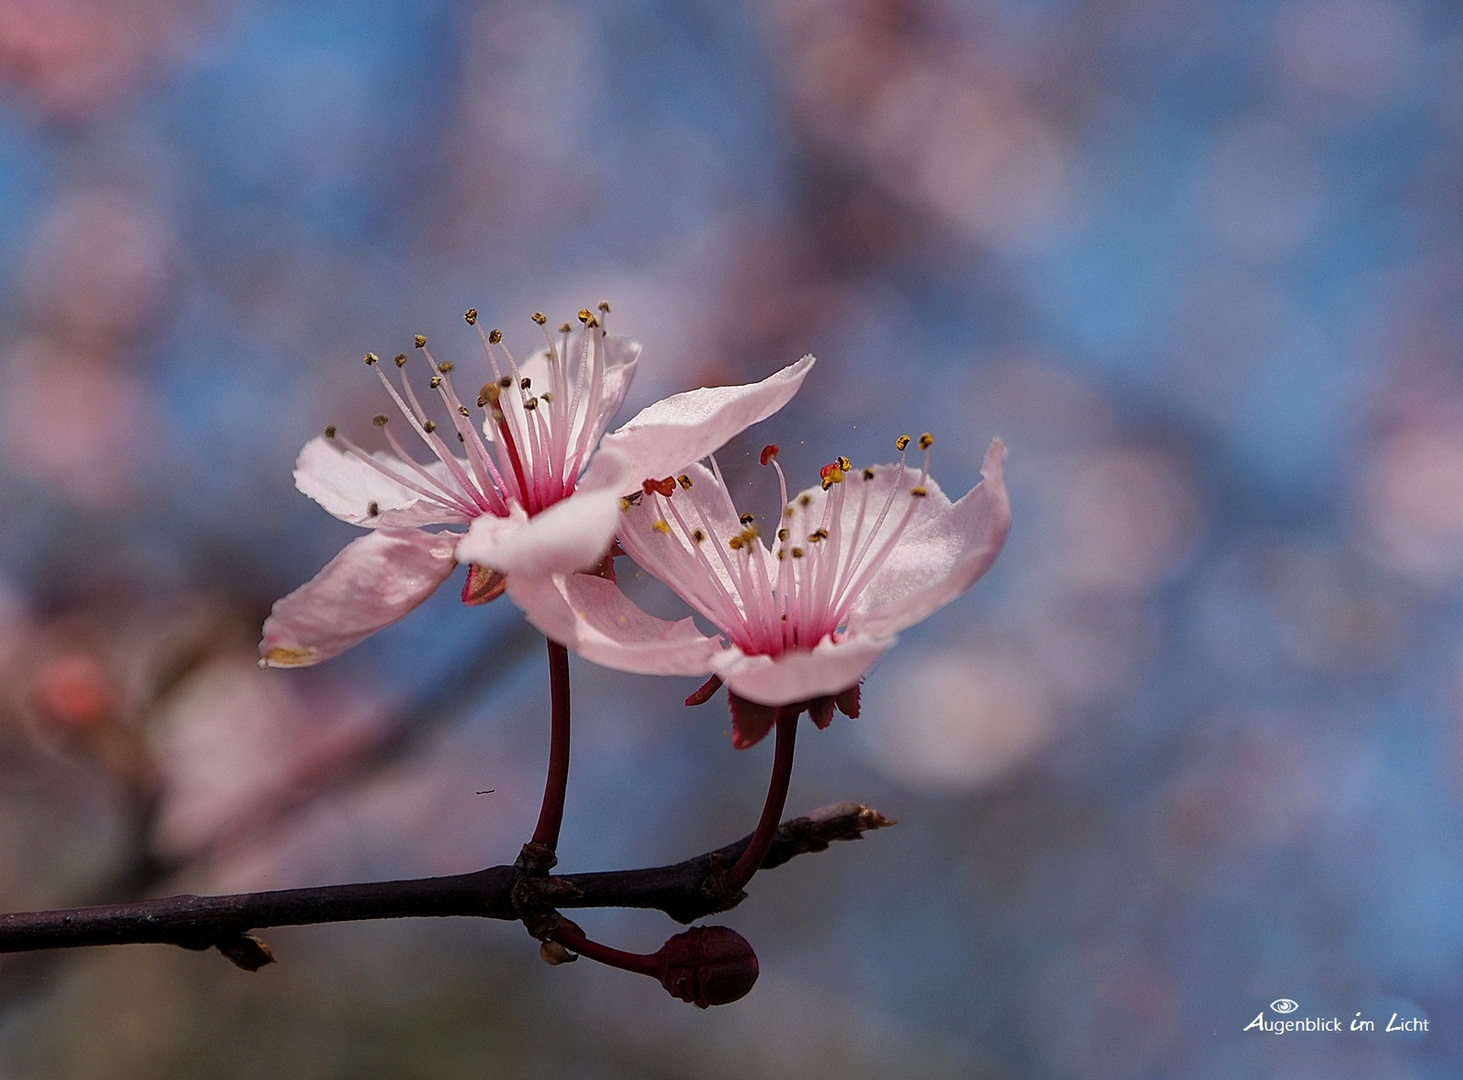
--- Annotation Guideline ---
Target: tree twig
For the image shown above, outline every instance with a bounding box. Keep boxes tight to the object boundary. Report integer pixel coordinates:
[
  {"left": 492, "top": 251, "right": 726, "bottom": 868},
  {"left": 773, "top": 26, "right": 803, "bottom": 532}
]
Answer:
[{"left": 0, "top": 803, "right": 893, "bottom": 963}]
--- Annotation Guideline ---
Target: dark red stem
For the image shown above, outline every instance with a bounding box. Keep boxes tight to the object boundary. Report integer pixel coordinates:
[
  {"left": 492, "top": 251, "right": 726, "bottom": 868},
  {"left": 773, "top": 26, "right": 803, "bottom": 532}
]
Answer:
[
  {"left": 552, "top": 923, "right": 661, "bottom": 977},
  {"left": 530, "top": 640, "right": 573, "bottom": 852},
  {"left": 724, "top": 709, "right": 798, "bottom": 893}
]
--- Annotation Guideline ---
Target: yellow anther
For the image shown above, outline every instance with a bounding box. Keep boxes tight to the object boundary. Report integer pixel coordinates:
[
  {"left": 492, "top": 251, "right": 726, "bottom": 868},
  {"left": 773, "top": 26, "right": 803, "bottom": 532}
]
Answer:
[
  {"left": 364, "top": 352, "right": 379, "bottom": 365},
  {"left": 541, "top": 392, "right": 553, "bottom": 403},
  {"left": 777, "top": 528, "right": 789, "bottom": 541},
  {"left": 742, "top": 525, "right": 760, "bottom": 541},
  {"left": 598, "top": 300, "right": 611, "bottom": 313},
  {"left": 740, "top": 512, "right": 755, "bottom": 525},
  {"left": 438, "top": 361, "right": 454, "bottom": 372},
  {"left": 777, "top": 550, "right": 786, "bottom": 561},
  {"left": 785, "top": 507, "right": 795, "bottom": 518},
  {"left": 560, "top": 322, "right": 573, "bottom": 334},
  {"left": 464, "top": 308, "right": 478, "bottom": 325},
  {"left": 619, "top": 498, "right": 632, "bottom": 511},
  {"left": 896, "top": 435, "right": 911, "bottom": 451},
  {"left": 324, "top": 424, "right": 337, "bottom": 438},
  {"left": 799, "top": 494, "right": 811, "bottom": 507},
  {"left": 792, "top": 547, "right": 805, "bottom": 558},
  {"left": 423, "top": 420, "right": 437, "bottom": 433},
  {"left": 373, "top": 414, "right": 390, "bottom": 426},
  {"left": 531, "top": 312, "right": 548, "bottom": 325},
  {"left": 729, "top": 535, "right": 744, "bottom": 550},
  {"left": 414, "top": 335, "right": 427, "bottom": 348},
  {"left": 520, "top": 377, "right": 531, "bottom": 389},
  {"left": 458, "top": 406, "right": 470, "bottom": 417},
  {"left": 911, "top": 486, "right": 928, "bottom": 497},
  {"left": 489, "top": 329, "right": 502, "bottom": 344},
  {"left": 837, "top": 455, "right": 852, "bottom": 471},
  {"left": 810, "top": 528, "right": 828, "bottom": 542},
  {"left": 578, "top": 309, "right": 593, "bottom": 324},
  {"left": 919, "top": 432, "right": 934, "bottom": 450},
  {"left": 677, "top": 474, "right": 693, "bottom": 490},
  {"left": 479, "top": 383, "right": 501, "bottom": 407},
  {"left": 653, "top": 519, "right": 671, "bottom": 534},
  {"left": 394, "top": 353, "right": 408, "bottom": 367},
  {"left": 430, "top": 376, "right": 442, "bottom": 388},
  {"left": 524, "top": 398, "right": 538, "bottom": 411}
]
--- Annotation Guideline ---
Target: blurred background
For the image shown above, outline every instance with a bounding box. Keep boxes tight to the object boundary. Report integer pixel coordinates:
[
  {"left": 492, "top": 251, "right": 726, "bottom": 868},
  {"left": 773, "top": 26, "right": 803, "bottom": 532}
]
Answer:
[{"left": 0, "top": 0, "right": 1455, "bottom": 1075}]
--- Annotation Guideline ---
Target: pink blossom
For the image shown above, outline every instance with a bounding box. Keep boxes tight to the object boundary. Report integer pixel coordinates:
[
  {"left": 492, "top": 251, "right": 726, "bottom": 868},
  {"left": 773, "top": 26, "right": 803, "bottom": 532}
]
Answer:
[
  {"left": 508, "top": 436, "right": 1011, "bottom": 747},
  {"left": 260, "top": 307, "right": 814, "bottom": 667}
]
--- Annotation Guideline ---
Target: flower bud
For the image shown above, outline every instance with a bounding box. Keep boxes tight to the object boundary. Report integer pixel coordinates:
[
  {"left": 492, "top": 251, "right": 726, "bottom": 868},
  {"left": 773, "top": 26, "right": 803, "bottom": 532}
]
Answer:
[{"left": 654, "top": 926, "right": 759, "bottom": 1008}]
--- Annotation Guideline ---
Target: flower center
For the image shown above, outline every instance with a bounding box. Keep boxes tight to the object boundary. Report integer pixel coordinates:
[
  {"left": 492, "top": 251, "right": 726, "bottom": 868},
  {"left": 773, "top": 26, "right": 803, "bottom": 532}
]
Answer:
[
  {"left": 323, "top": 303, "right": 616, "bottom": 520},
  {"left": 620, "top": 434, "right": 935, "bottom": 657}
]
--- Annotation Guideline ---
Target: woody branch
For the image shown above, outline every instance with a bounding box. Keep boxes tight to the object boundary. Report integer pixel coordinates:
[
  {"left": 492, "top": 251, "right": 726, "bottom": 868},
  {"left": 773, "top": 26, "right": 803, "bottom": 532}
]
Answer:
[{"left": 0, "top": 803, "right": 891, "bottom": 961}]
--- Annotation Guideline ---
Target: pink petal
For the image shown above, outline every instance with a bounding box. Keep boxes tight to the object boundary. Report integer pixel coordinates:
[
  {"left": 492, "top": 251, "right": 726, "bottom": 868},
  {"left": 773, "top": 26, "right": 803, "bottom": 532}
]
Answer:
[
  {"left": 598, "top": 354, "right": 815, "bottom": 493},
  {"left": 259, "top": 529, "right": 460, "bottom": 667},
  {"left": 518, "top": 332, "right": 640, "bottom": 453},
  {"left": 294, "top": 437, "right": 468, "bottom": 527},
  {"left": 850, "top": 439, "right": 1011, "bottom": 639},
  {"left": 454, "top": 473, "right": 623, "bottom": 577},
  {"left": 712, "top": 632, "right": 891, "bottom": 707},
  {"left": 506, "top": 572, "right": 723, "bottom": 677}
]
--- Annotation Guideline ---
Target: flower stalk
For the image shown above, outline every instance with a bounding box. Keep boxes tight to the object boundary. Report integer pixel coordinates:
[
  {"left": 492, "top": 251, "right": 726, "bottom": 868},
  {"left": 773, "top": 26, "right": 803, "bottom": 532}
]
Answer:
[
  {"left": 724, "top": 708, "right": 799, "bottom": 894},
  {"left": 527, "top": 640, "right": 573, "bottom": 864}
]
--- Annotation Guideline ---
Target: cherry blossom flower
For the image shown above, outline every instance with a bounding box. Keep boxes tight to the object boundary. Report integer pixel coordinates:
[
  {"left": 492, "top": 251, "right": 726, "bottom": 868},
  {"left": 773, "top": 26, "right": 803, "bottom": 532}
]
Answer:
[
  {"left": 260, "top": 305, "right": 815, "bottom": 667},
  {"left": 508, "top": 435, "right": 1011, "bottom": 747}
]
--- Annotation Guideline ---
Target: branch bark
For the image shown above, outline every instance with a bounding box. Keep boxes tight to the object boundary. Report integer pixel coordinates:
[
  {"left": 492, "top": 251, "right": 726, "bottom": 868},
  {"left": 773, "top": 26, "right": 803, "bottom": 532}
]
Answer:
[{"left": 0, "top": 803, "right": 892, "bottom": 963}]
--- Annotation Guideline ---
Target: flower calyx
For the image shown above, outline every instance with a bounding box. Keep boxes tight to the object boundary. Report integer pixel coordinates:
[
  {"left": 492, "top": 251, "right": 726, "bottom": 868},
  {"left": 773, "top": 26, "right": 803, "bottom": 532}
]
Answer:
[{"left": 713, "top": 685, "right": 860, "bottom": 749}]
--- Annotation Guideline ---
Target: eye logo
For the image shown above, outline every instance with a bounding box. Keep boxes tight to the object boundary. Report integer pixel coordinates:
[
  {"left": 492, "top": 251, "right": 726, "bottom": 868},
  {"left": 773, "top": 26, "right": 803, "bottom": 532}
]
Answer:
[{"left": 1270, "top": 999, "right": 1299, "bottom": 1014}]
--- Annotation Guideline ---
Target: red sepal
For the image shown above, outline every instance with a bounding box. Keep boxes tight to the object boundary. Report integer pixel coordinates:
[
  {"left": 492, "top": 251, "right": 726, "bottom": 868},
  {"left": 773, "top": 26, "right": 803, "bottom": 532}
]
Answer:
[
  {"left": 807, "top": 696, "right": 835, "bottom": 729},
  {"left": 728, "top": 694, "right": 780, "bottom": 750},
  {"left": 685, "top": 674, "right": 723, "bottom": 707},
  {"left": 461, "top": 564, "right": 507, "bottom": 605}
]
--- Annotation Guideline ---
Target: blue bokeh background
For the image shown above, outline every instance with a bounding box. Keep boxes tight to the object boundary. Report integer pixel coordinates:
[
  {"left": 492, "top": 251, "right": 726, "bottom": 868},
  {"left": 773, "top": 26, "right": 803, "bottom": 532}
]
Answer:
[{"left": 0, "top": 0, "right": 1458, "bottom": 1076}]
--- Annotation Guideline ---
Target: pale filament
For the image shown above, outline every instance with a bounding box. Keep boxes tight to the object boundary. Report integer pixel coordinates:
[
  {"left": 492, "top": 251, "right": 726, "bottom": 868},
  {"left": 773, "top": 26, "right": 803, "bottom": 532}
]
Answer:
[
  {"left": 619, "top": 440, "right": 934, "bottom": 658},
  {"left": 327, "top": 310, "right": 619, "bottom": 522}
]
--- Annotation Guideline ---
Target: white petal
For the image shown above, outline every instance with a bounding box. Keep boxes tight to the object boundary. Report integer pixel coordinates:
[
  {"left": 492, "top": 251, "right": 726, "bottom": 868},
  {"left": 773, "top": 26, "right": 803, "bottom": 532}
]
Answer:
[
  {"left": 259, "top": 529, "right": 460, "bottom": 667},
  {"left": 506, "top": 571, "right": 722, "bottom": 677},
  {"left": 517, "top": 331, "right": 640, "bottom": 453},
  {"left": 454, "top": 482, "right": 621, "bottom": 577},
  {"left": 294, "top": 437, "right": 468, "bottom": 527},
  {"left": 713, "top": 632, "right": 892, "bottom": 707},
  {"left": 850, "top": 439, "right": 1011, "bottom": 639},
  {"left": 598, "top": 354, "right": 815, "bottom": 493}
]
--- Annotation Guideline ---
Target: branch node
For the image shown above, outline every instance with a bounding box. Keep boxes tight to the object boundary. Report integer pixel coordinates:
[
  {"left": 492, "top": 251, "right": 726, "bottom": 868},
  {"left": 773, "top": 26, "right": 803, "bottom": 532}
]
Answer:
[
  {"left": 515, "top": 841, "right": 557, "bottom": 877},
  {"left": 540, "top": 939, "right": 579, "bottom": 965},
  {"left": 699, "top": 852, "right": 747, "bottom": 913}
]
